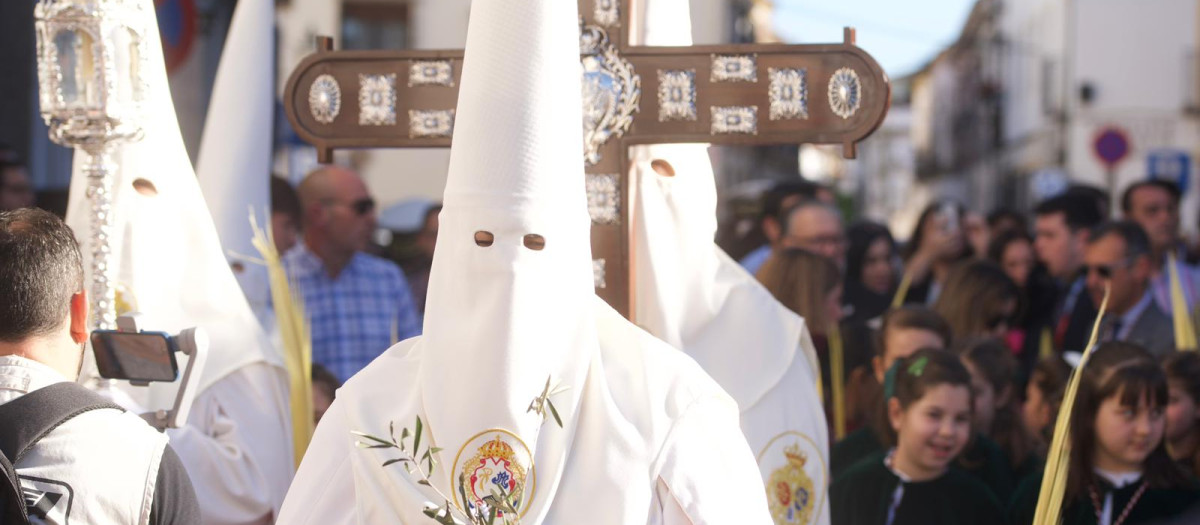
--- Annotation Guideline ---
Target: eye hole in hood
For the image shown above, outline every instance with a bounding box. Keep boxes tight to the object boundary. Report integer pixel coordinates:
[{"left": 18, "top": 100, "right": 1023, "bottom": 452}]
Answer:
[
  {"left": 474, "top": 231, "right": 495, "bottom": 247},
  {"left": 523, "top": 234, "right": 546, "bottom": 251},
  {"left": 651, "top": 159, "right": 676, "bottom": 178}
]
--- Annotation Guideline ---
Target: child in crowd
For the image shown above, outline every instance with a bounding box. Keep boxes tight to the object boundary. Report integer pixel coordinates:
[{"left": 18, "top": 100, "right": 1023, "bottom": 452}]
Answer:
[
  {"left": 1008, "top": 342, "right": 1198, "bottom": 524},
  {"left": 830, "top": 349, "right": 1003, "bottom": 525},
  {"left": 1164, "top": 351, "right": 1200, "bottom": 478},
  {"left": 832, "top": 310, "right": 1015, "bottom": 501},
  {"left": 959, "top": 338, "right": 1040, "bottom": 482},
  {"left": 1022, "top": 354, "right": 1072, "bottom": 458},
  {"left": 834, "top": 306, "right": 952, "bottom": 476}
]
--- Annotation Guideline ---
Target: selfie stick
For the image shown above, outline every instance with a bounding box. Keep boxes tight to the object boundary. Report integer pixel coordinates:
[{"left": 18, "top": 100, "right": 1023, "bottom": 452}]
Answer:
[{"left": 115, "top": 315, "right": 209, "bottom": 431}]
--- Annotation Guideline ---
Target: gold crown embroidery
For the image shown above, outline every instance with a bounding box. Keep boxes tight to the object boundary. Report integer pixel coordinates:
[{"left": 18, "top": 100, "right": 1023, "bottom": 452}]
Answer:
[{"left": 767, "top": 442, "right": 816, "bottom": 525}]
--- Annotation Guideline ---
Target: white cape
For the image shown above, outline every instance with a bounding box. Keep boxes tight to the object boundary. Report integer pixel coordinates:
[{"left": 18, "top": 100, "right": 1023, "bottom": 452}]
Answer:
[{"left": 278, "top": 298, "right": 770, "bottom": 524}]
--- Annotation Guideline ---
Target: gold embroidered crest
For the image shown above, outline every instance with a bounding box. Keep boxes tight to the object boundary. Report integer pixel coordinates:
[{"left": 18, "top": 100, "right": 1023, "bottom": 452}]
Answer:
[
  {"left": 452, "top": 430, "right": 535, "bottom": 523},
  {"left": 759, "top": 431, "right": 826, "bottom": 525},
  {"left": 767, "top": 443, "right": 816, "bottom": 525}
]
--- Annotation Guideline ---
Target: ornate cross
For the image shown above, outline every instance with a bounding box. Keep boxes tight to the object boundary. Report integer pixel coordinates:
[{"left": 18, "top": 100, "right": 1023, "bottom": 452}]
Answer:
[{"left": 283, "top": 0, "right": 890, "bottom": 318}]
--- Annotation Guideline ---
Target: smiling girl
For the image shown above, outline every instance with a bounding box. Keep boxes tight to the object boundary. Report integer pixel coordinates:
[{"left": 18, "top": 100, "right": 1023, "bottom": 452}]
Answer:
[
  {"left": 1008, "top": 342, "right": 1198, "bottom": 524},
  {"left": 831, "top": 348, "right": 1003, "bottom": 525}
]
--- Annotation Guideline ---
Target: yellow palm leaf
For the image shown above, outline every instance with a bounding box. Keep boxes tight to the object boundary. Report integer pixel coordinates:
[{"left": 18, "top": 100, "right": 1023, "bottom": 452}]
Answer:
[
  {"left": 1168, "top": 252, "right": 1197, "bottom": 351},
  {"left": 829, "top": 323, "right": 847, "bottom": 440},
  {"left": 250, "top": 213, "right": 314, "bottom": 467},
  {"left": 1032, "top": 284, "right": 1110, "bottom": 525}
]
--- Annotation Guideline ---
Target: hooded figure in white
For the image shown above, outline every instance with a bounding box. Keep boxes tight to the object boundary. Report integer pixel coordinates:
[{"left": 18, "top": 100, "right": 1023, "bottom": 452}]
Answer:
[
  {"left": 630, "top": 2, "right": 830, "bottom": 524},
  {"left": 65, "top": 0, "right": 294, "bottom": 523},
  {"left": 277, "top": 0, "right": 770, "bottom": 523}
]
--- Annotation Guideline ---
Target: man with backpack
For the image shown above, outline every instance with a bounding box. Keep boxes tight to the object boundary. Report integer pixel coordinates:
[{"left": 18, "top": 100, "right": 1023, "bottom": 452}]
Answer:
[{"left": 0, "top": 208, "right": 200, "bottom": 524}]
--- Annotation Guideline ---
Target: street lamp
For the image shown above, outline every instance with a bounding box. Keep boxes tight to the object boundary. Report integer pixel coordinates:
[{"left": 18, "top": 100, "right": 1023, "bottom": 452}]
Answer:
[{"left": 35, "top": 0, "right": 150, "bottom": 330}]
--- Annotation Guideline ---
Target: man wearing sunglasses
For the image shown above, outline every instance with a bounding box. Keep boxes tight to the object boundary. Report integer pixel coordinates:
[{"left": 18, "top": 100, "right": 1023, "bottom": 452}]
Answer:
[
  {"left": 1082, "top": 221, "right": 1174, "bottom": 356},
  {"left": 283, "top": 166, "right": 422, "bottom": 382}
]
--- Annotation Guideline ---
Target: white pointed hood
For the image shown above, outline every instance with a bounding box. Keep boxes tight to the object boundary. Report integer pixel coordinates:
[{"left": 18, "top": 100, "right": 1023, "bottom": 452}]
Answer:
[
  {"left": 416, "top": 0, "right": 592, "bottom": 519},
  {"left": 65, "top": 0, "right": 285, "bottom": 410},
  {"left": 631, "top": 0, "right": 812, "bottom": 415},
  {"left": 195, "top": 0, "right": 274, "bottom": 317},
  {"left": 630, "top": 1, "right": 830, "bottom": 523}
]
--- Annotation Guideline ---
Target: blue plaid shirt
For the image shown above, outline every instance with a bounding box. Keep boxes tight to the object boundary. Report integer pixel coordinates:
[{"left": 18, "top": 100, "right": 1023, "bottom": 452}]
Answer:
[{"left": 283, "top": 243, "right": 422, "bottom": 382}]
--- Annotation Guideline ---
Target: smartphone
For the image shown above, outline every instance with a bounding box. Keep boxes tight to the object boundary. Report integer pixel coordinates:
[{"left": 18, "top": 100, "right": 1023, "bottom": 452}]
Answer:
[
  {"left": 940, "top": 203, "right": 960, "bottom": 236},
  {"left": 90, "top": 330, "right": 180, "bottom": 383}
]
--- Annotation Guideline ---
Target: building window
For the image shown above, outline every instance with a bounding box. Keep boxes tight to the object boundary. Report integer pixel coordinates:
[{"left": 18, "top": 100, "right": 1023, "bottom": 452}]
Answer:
[{"left": 342, "top": 2, "right": 409, "bottom": 51}]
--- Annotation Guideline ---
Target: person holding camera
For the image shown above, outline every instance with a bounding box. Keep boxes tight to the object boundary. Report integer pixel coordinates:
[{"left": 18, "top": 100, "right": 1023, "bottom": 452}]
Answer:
[{"left": 0, "top": 208, "right": 200, "bottom": 524}]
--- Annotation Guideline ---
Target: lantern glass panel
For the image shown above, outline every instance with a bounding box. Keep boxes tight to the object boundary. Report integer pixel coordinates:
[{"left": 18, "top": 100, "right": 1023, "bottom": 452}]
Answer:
[
  {"left": 111, "top": 26, "right": 143, "bottom": 106},
  {"left": 54, "top": 28, "right": 97, "bottom": 108}
]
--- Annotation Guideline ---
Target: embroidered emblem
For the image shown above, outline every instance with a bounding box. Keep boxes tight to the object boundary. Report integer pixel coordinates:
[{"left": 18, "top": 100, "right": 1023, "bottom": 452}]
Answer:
[
  {"left": 594, "top": 0, "right": 619, "bottom": 27},
  {"left": 759, "top": 432, "right": 827, "bottom": 525},
  {"left": 711, "top": 106, "right": 758, "bottom": 135},
  {"left": 580, "top": 24, "right": 640, "bottom": 166},
  {"left": 408, "top": 109, "right": 455, "bottom": 138},
  {"left": 308, "top": 74, "right": 341, "bottom": 124},
  {"left": 827, "top": 67, "right": 861, "bottom": 120},
  {"left": 768, "top": 68, "right": 808, "bottom": 121},
  {"left": 657, "top": 69, "right": 697, "bottom": 122},
  {"left": 711, "top": 54, "right": 757, "bottom": 83},
  {"left": 358, "top": 73, "right": 397, "bottom": 126},
  {"left": 408, "top": 60, "right": 454, "bottom": 87},
  {"left": 585, "top": 173, "right": 620, "bottom": 225},
  {"left": 452, "top": 430, "right": 535, "bottom": 523}
]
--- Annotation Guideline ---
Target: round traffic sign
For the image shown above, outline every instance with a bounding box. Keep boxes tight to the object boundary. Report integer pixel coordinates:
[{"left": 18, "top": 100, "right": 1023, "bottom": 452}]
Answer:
[{"left": 1093, "top": 127, "right": 1130, "bottom": 168}]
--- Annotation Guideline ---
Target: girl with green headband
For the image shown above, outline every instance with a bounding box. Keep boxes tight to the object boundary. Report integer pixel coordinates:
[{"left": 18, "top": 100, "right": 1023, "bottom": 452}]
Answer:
[{"left": 831, "top": 348, "right": 1003, "bottom": 525}]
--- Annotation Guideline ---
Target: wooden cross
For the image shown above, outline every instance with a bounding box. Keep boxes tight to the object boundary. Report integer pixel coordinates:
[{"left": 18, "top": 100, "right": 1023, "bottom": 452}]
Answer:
[{"left": 283, "top": 0, "right": 890, "bottom": 318}]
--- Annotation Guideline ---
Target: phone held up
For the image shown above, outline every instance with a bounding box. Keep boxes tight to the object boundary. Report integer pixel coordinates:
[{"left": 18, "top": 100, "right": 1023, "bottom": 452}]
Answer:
[{"left": 90, "top": 330, "right": 180, "bottom": 383}]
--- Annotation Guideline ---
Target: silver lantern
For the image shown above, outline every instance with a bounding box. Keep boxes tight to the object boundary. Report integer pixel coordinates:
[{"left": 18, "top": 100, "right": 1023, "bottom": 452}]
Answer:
[{"left": 35, "top": 0, "right": 150, "bottom": 330}]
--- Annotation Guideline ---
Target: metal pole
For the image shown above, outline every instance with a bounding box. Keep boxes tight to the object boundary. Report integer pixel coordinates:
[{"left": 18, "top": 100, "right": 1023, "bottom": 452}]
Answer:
[
  {"left": 1107, "top": 166, "right": 1117, "bottom": 218},
  {"left": 83, "top": 146, "right": 117, "bottom": 331}
]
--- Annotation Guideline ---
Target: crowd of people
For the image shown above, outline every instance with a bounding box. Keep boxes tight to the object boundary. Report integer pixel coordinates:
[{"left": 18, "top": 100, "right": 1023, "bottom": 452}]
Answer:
[
  {"left": 741, "top": 177, "right": 1200, "bottom": 523},
  {"left": 10, "top": 128, "right": 1200, "bottom": 522}
]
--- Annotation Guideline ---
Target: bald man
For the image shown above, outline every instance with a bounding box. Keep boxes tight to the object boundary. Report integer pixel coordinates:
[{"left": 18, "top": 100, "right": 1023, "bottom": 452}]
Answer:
[
  {"left": 282, "top": 167, "right": 421, "bottom": 381},
  {"left": 779, "top": 200, "right": 847, "bottom": 268}
]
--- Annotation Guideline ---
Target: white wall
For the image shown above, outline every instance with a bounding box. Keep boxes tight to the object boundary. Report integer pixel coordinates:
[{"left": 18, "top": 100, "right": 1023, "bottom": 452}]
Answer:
[
  {"left": 1066, "top": 0, "right": 1200, "bottom": 226},
  {"left": 993, "top": 0, "right": 1200, "bottom": 230}
]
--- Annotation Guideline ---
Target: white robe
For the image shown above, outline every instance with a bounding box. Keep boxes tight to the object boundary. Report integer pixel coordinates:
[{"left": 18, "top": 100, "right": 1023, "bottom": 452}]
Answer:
[
  {"left": 632, "top": 153, "right": 832, "bottom": 525},
  {"left": 626, "top": 3, "right": 831, "bottom": 520},
  {"left": 59, "top": 1, "right": 295, "bottom": 523},
  {"left": 278, "top": 299, "right": 772, "bottom": 524},
  {"left": 167, "top": 362, "right": 294, "bottom": 525}
]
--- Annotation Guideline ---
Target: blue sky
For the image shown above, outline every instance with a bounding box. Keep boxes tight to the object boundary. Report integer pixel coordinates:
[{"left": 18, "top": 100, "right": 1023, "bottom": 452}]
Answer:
[{"left": 773, "top": 0, "right": 977, "bottom": 78}]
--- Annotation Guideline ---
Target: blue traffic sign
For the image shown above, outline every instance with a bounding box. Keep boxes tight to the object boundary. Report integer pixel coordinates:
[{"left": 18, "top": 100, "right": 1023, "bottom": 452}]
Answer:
[{"left": 1148, "top": 149, "right": 1191, "bottom": 194}]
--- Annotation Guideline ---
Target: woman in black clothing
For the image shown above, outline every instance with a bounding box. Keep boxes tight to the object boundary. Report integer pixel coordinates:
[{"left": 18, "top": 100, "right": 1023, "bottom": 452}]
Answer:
[
  {"left": 843, "top": 221, "right": 898, "bottom": 325},
  {"left": 900, "top": 202, "right": 973, "bottom": 306}
]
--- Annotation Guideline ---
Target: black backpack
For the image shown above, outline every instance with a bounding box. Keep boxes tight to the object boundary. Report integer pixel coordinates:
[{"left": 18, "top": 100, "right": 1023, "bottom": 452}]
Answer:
[{"left": 0, "top": 382, "right": 122, "bottom": 524}]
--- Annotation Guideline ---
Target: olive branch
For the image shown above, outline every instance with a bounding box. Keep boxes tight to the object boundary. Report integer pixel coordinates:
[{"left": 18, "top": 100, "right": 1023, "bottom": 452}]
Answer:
[{"left": 353, "top": 376, "right": 567, "bottom": 525}]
